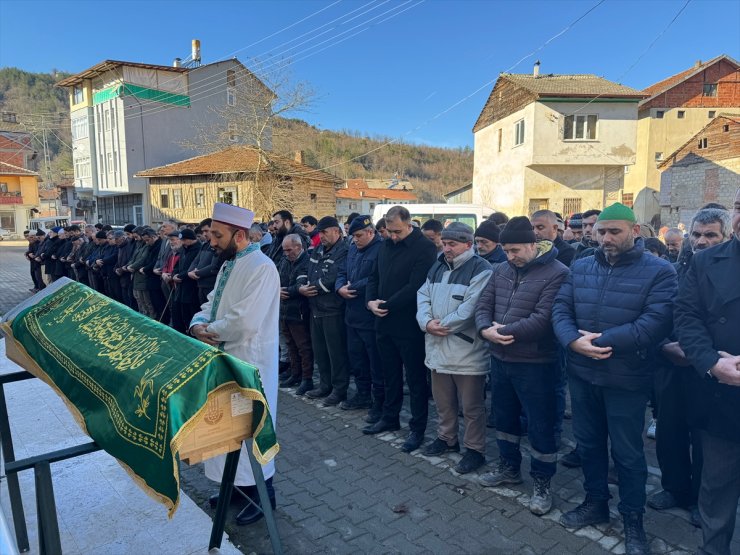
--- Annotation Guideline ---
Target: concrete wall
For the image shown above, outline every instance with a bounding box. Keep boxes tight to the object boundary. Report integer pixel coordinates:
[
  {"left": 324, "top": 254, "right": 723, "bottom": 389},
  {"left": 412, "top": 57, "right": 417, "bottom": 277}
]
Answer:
[
  {"left": 523, "top": 165, "right": 615, "bottom": 216},
  {"left": 532, "top": 101, "right": 638, "bottom": 166},
  {"left": 659, "top": 157, "right": 740, "bottom": 227},
  {"left": 472, "top": 103, "right": 535, "bottom": 216}
]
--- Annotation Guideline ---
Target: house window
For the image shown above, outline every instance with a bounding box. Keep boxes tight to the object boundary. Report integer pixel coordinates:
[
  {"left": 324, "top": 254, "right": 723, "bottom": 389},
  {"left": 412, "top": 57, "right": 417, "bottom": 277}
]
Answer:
[
  {"left": 112, "top": 150, "right": 118, "bottom": 173},
  {"left": 218, "top": 187, "right": 237, "bottom": 205},
  {"left": 227, "top": 69, "right": 236, "bottom": 88},
  {"left": 349, "top": 202, "right": 358, "bottom": 210},
  {"left": 622, "top": 193, "right": 634, "bottom": 208},
  {"left": 73, "top": 86, "right": 84, "bottom": 104},
  {"left": 227, "top": 87, "right": 236, "bottom": 106},
  {"left": 723, "top": 124, "right": 730, "bottom": 132},
  {"left": 1, "top": 112, "right": 17, "bottom": 123},
  {"left": 173, "top": 189, "right": 182, "bottom": 209},
  {"left": 497, "top": 128, "right": 503, "bottom": 152},
  {"left": 655, "top": 152, "right": 664, "bottom": 162},
  {"left": 99, "top": 153, "right": 105, "bottom": 179},
  {"left": 106, "top": 152, "right": 113, "bottom": 173},
  {"left": 563, "top": 198, "right": 581, "bottom": 216},
  {"left": 528, "top": 198, "right": 549, "bottom": 214},
  {"left": 369, "top": 202, "right": 376, "bottom": 210},
  {"left": 195, "top": 188, "right": 205, "bottom": 208},
  {"left": 563, "top": 114, "right": 598, "bottom": 140},
  {"left": 71, "top": 116, "right": 88, "bottom": 140},
  {"left": 698, "top": 138, "right": 708, "bottom": 149},
  {"left": 0, "top": 183, "right": 7, "bottom": 192},
  {"left": 703, "top": 83, "right": 717, "bottom": 97},
  {"left": 677, "top": 111, "right": 685, "bottom": 119},
  {"left": 74, "top": 156, "right": 91, "bottom": 179},
  {"left": 708, "top": 111, "right": 716, "bottom": 118},
  {"left": 160, "top": 189, "right": 170, "bottom": 208},
  {"left": 514, "top": 119, "right": 525, "bottom": 147},
  {"left": 310, "top": 193, "right": 317, "bottom": 201},
  {"left": 104, "top": 109, "right": 111, "bottom": 131},
  {"left": 656, "top": 110, "right": 664, "bottom": 119},
  {"left": 228, "top": 123, "right": 237, "bottom": 142},
  {"left": 0, "top": 211, "right": 16, "bottom": 231}
]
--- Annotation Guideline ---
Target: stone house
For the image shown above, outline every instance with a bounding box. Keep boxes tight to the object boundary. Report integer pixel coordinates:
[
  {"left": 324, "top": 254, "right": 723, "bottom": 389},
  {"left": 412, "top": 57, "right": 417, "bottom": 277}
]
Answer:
[{"left": 658, "top": 114, "right": 739, "bottom": 227}]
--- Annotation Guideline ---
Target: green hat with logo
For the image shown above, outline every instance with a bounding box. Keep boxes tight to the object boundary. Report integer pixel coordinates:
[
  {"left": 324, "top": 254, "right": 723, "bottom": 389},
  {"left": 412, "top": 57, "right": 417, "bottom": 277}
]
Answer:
[{"left": 597, "top": 202, "right": 636, "bottom": 223}]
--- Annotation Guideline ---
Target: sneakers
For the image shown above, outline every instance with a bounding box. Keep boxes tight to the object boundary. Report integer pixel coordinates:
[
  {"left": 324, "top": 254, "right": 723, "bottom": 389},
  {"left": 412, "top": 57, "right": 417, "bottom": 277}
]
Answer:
[
  {"left": 479, "top": 459, "right": 523, "bottom": 488},
  {"left": 622, "top": 512, "right": 650, "bottom": 555},
  {"left": 646, "top": 418, "right": 657, "bottom": 439},
  {"left": 454, "top": 449, "right": 485, "bottom": 474},
  {"left": 294, "top": 379, "right": 314, "bottom": 396},
  {"left": 530, "top": 477, "right": 553, "bottom": 515},
  {"left": 422, "top": 438, "right": 460, "bottom": 457},
  {"left": 560, "top": 498, "right": 610, "bottom": 528},
  {"left": 560, "top": 449, "right": 582, "bottom": 468},
  {"left": 340, "top": 393, "right": 372, "bottom": 411}
]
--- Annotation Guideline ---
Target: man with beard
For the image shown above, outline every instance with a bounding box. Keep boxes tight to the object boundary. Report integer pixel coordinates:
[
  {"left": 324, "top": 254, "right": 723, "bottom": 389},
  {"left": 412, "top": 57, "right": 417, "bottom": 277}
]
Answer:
[
  {"left": 266, "top": 210, "right": 309, "bottom": 265},
  {"left": 188, "top": 218, "right": 221, "bottom": 305},
  {"left": 675, "top": 189, "right": 740, "bottom": 555},
  {"left": 553, "top": 203, "right": 677, "bottom": 555},
  {"left": 650, "top": 207, "right": 733, "bottom": 527},
  {"left": 190, "top": 203, "right": 280, "bottom": 527},
  {"left": 572, "top": 209, "right": 601, "bottom": 262}
]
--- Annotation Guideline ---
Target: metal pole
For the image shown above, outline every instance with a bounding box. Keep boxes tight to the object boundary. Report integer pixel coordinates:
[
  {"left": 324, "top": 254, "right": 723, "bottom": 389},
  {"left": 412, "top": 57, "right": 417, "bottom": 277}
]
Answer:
[
  {"left": 208, "top": 449, "right": 240, "bottom": 550},
  {"left": 247, "top": 440, "right": 282, "bottom": 555}
]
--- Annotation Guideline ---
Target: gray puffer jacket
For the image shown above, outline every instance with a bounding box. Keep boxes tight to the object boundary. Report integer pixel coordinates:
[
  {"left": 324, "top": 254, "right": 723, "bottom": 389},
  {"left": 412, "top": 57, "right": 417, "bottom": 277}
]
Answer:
[{"left": 417, "top": 249, "right": 492, "bottom": 375}]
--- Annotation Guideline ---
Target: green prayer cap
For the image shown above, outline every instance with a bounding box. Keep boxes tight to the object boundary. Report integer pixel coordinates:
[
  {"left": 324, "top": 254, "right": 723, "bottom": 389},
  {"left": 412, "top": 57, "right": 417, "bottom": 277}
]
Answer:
[{"left": 598, "top": 202, "right": 636, "bottom": 223}]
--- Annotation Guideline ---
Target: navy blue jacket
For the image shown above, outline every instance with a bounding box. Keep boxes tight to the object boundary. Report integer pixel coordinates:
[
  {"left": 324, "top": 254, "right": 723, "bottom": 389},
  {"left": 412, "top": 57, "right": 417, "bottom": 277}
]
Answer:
[
  {"left": 480, "top": 244, "right": 507, "bottom": 265},
  {"left": 552, "top": 237, "right": 677, "bottom": 391},
  {"left": 336, "top": 234, "right": 382, "bottom": 330}
]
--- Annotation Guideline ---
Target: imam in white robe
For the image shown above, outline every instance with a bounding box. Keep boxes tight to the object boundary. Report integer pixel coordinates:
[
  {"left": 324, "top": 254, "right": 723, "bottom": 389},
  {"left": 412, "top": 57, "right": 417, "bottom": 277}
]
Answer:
[{"left": 190, "top": 243, "right": 280, "bottom": 486}]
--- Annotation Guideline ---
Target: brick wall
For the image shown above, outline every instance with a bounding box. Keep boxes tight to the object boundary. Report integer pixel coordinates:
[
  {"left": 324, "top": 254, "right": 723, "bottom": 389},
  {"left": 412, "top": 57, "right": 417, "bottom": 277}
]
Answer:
[{"left": 642, "top": 59, "right": 739, "bottom": 110}]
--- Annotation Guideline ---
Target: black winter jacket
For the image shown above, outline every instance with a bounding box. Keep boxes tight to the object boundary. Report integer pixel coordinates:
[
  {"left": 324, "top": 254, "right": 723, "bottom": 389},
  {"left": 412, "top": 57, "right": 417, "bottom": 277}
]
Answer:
[
  {"left": 552, "top": 237, "right": 677, "bottom": 391},
  {"left": 366, "top": 227, "right": 437, "bottom": 337},
  {"left": 475, "top": 242, "right": 569, "bottom": 363},
  {"left": 279, "top": 250, "right": 310, "bottom": 323},
  {"left": 336, "top": 234, "right": 382, "bottom": 330},
  {"left": 298, "top": 238, "right": 347, "bottom": 318}
]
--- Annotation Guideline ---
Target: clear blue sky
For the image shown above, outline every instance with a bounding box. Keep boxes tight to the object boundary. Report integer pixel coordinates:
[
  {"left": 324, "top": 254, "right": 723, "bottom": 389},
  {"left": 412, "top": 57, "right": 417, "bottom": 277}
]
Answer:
[{"left": 0, "top": 0, "right": 738, "bottom": 148}]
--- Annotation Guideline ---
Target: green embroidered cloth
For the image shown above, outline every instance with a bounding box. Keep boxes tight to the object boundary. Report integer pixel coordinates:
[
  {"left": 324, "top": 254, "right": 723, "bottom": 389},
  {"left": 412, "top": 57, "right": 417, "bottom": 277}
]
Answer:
[{"left": 5, "top": 281, "right": 278, "bottom": 516}]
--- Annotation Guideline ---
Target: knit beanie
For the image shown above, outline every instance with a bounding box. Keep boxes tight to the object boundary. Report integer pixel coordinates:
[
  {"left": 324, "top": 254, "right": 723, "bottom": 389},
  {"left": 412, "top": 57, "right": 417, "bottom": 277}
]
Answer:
[
  {"left": 598, "top": 202, "right": 636, "bottom": 223},
  {"left": 499, "top": 216, "right": 536, "bottom": 244},
  {"left": 441, "top": 222, "right": 474, "bottom": 243},
  {"left": 569, "top": 213, "right": 583, "bottom": 229},
  {"left": 474, "top": 220, "right": 501, "bottom": 243}
]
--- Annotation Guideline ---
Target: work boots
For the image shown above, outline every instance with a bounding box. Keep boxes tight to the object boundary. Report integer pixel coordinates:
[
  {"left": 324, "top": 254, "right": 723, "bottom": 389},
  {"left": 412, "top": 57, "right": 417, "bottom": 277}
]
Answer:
[{"left": 623, "top": 512, "right": 650, "bottom": 555}]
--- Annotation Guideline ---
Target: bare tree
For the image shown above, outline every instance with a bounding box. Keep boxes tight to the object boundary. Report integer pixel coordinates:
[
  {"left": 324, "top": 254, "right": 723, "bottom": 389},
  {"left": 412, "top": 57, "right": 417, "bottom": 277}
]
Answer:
[{"left": 182, "top": 59, "right": 315, "bottom": 219}]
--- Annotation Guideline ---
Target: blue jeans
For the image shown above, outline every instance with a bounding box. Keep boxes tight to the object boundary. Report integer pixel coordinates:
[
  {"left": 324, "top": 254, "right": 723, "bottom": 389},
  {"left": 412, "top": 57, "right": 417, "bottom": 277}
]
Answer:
[
  {"left": 569, "top": 373, "right": 649, "bottom": 514},
  {"left": 491, "top": 358, "right": 559, "bottom": 480},
  {"left": 347, "top": 325, "right": 384, "bottom": 401}
]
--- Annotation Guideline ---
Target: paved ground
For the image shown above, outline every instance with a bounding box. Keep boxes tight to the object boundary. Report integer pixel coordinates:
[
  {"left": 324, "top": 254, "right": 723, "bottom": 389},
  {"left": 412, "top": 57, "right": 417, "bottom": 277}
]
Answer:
[{"left": 0, "top": 245, "right": 730, "bottom": 554}]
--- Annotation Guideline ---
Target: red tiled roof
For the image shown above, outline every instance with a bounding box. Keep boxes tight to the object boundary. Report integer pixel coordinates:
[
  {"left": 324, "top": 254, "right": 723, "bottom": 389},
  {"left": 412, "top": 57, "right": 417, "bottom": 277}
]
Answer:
[
  {"left": 641, "top": 55, "right": 739, "bottom": 103},
  {"left": 336, "top": 188, "right": 417, "bottom": 201},
  {"left": 136, "top": 146, "right": 343, "bottom": 184},
  {"left": 0, "top": 161, "right": 39, "bottom": 177}
]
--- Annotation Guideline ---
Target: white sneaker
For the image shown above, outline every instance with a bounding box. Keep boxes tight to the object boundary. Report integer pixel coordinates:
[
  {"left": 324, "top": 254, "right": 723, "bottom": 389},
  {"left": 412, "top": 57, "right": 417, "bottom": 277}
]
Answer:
[{"left": 647, "top": 418, "right": 657, "bottom": 439}]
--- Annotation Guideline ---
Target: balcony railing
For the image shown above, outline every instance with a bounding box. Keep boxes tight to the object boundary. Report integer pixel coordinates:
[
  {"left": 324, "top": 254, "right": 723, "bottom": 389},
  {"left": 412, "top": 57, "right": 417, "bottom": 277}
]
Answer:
[{"left": 0, "top": 191, "right": 22, "bottom": 204}]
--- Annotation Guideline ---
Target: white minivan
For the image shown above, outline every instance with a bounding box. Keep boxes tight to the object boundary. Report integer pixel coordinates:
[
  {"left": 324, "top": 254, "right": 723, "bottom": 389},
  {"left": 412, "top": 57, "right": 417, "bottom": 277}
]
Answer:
[{"left": 372, "top": 203, "right": 495, "bottom": 229}]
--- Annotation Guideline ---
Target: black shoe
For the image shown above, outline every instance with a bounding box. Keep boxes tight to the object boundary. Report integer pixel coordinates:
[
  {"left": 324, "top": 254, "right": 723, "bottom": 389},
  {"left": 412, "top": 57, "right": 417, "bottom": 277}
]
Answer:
[
  {"left": 279, "top": 375, "right": 301, "bottom": 388},
  {"left": 208, "top": 485, "right": 253, "bottom": 508},
  {"left": 364, "top": 408, "right": 382, "bottom": 424},
  {"left": 362, "top": 419, "right": 400, "bottom": 435},
  {"left": 401, "top": 431, "right": 424, "bottom": 453},
  {"left": 560, "top": 498, "right": 610, "bottom": 528},
  {"left": 560, "top": 449, "right": 581, "bottom": 468},
  {"left": 454, "top": 449, "right": 485, "bottom": 474},
  {"left": 322, "top": 392, "right": 345, "bottom": 407},
  {"left": 235, "top": 478, "right": 276, "bottom": 526},
  {"left": 689, "top": 505, "right": 701, "bottom": 528},
  {"left": 340, "top": 393, "right": 372, "bottom": 410},
  {"left": 295, "top": 379, "right": 314, "bottom": 396},
  {"left": 647, "top": 490, "right": 685, "bottom": 511},
  {"left": 622, "top": 512, "right": 650, "bottom": 555},
  {"left": 423, "top": 437, "right": 460, "bottom": 456},
  {"left": 305, "top": 387, "right": 331, "bottom": 399}
]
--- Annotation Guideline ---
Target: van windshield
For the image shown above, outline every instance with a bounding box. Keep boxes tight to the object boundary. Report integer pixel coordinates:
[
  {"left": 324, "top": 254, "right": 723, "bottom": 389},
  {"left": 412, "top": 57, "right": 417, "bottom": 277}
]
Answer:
[{"left": 412, "top": 213, "right": 477, "bottom": 228}]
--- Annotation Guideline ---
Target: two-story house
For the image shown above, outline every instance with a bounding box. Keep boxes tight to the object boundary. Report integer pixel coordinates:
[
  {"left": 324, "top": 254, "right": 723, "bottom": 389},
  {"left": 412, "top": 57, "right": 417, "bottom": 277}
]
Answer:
[
  {"left": 472, "top": 66, "right": 645, "bottom": 219},
  {"left": 57, "top": 44, "right": 272, "bottom": 225},
  {"left": 624, "top": 55, "right": 739, "bottom": 225},
  {"left": 0, "top": 120, "right": 40, "bottom": 234}
]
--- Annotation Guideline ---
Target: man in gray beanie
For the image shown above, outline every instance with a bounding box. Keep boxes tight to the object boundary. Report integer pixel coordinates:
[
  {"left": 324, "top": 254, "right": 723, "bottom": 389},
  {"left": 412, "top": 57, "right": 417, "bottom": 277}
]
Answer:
[{"left": 417, "top": 222, "right": 492, "bottom": 473}]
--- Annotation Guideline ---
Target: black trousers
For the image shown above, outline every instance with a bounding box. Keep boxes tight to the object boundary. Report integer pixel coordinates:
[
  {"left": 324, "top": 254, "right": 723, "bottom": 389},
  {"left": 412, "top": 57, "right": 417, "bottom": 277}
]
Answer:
[
  {"left": 120, "top": 275, "right": 135, "bottom": 309},
  {"left": 310, "top": 314, "right": 349, "bottom": 397},
  {"left": 655, "top": 363, "right": 703, "bottom": 505},
  {"left": 698, "top": 432, "right": 740, "bottom": 555},
  {"left": 171, "top": 300, "right": 200, "bottom": 334},
  {"left": 148, "top": 286, "right": 167, "bottom": 323},
  {"left": 32, "top": 263, "right": 44, "bottom": 290},
  {"left": 377, "top": 330, "right": 428, "bottom": 434}
]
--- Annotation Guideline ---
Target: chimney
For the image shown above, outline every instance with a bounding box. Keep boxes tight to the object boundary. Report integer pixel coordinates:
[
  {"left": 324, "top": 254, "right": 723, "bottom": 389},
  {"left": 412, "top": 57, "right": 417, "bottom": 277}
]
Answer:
[
  {"left": 695, "top": 60, "right": 702, "bottom": 68},
  {"left": 192, "top": 39, "right": 201, "bottom": 63},
  {"left": 294, "top": 150, "right": 305, "bottom": 165},
  {"left": 173, "top": 58, "right": 181, "bottom": 68},
  {"left": 533, "top": 60, "right": 541, "bottom": 78}
]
